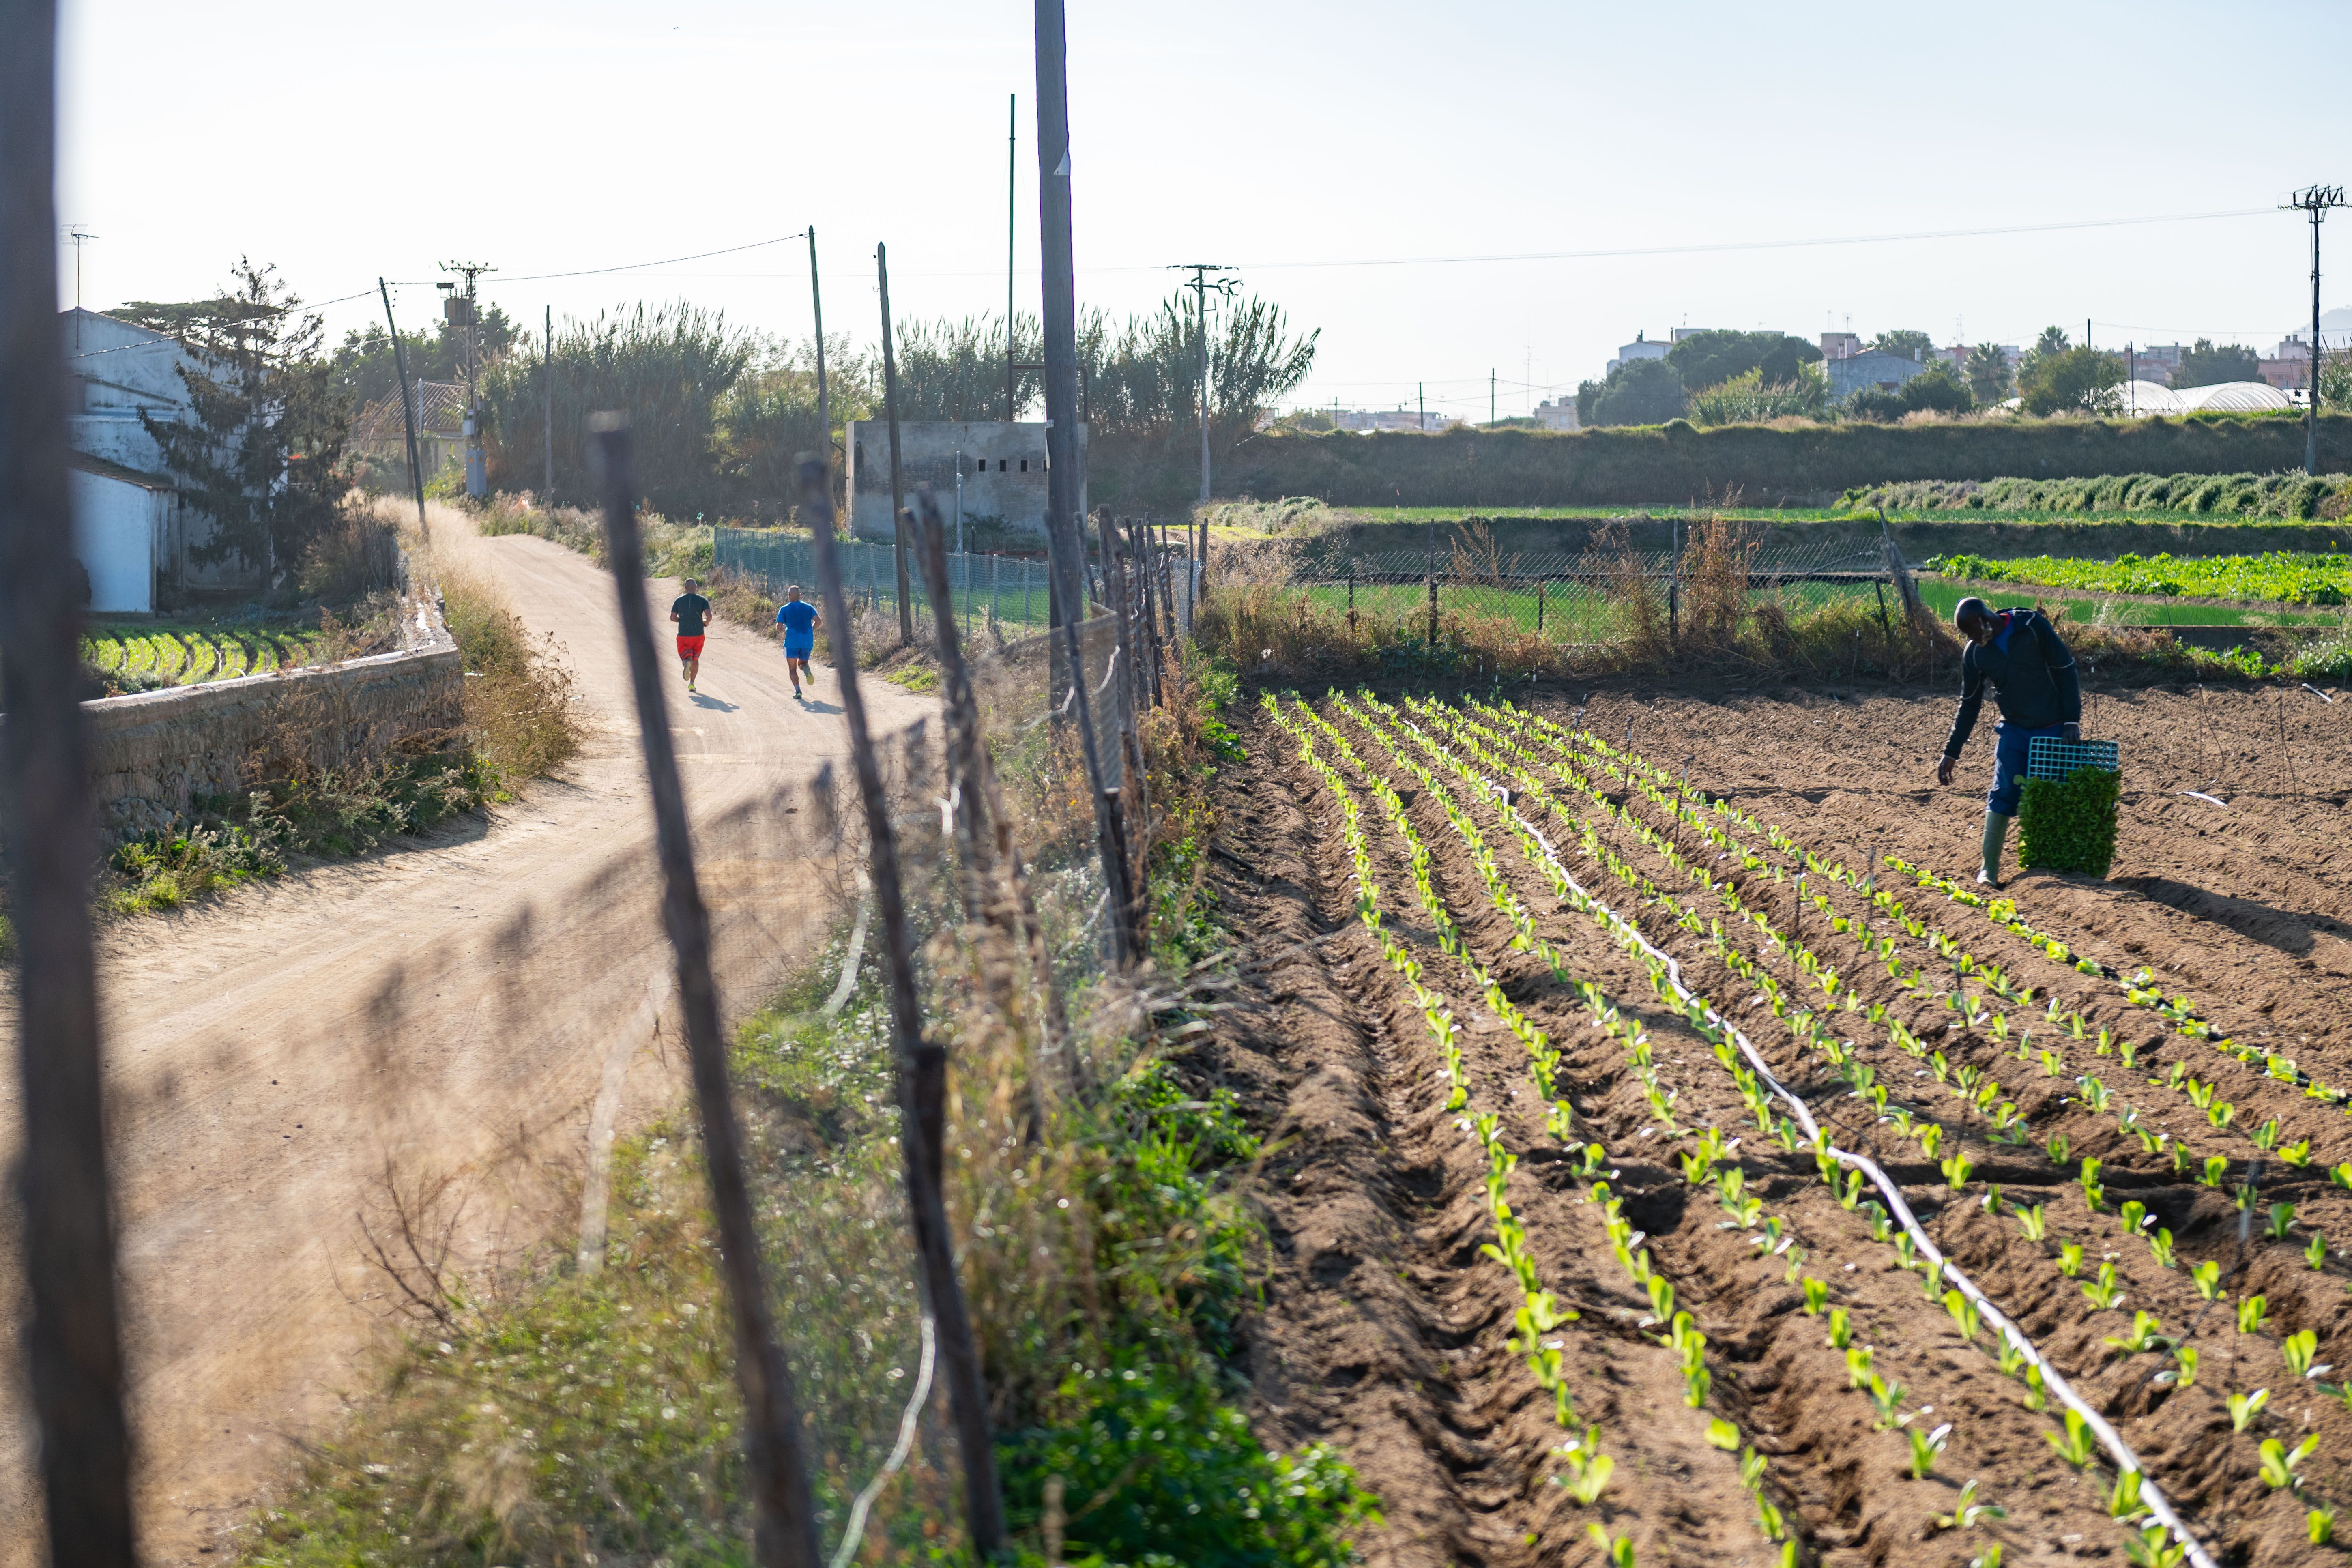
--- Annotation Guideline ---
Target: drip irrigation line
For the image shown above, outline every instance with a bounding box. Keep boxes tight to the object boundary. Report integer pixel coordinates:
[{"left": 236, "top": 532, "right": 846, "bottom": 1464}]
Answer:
[
  {"left": 827, "top": 1314, "right": 936, "bottom": 1568},
  {"left": 1428, "top": 741, "right": 2221, "bottom": 1568},
  {"left": 821, "top": 872, "right": 874, "bottom": 1019}
]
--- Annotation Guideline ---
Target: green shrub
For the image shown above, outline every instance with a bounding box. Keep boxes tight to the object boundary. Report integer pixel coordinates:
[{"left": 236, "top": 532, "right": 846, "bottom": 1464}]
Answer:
[
  {"left": 2019, "top": 766, "right": 2121, "bottom": 877},
  {"left": 1001, "top": 1360, "right": 1378, "bottom": 1568},
  {"left": 1851, "top": 471, "right": 2352, "bottom": 522}
]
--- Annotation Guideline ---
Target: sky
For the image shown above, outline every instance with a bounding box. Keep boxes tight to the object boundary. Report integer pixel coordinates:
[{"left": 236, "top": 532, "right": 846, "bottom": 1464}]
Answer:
[{"left": 54, "top": 0, "right": 2352, "bottom": 423}]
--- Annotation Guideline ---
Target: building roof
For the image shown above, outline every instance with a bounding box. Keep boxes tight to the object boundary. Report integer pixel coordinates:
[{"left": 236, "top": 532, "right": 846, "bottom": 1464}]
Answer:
[{"left": 67, "top": 449, "right": 175, "bottom": 490}]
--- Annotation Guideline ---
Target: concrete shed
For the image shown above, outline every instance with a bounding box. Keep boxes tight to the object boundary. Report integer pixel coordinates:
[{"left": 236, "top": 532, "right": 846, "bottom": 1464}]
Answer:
[
  {"left": 844, "top": 420, "right": 1088, "bottom": 542},
  {"left": 1826, "top": 350, "right": 1930, "bottom": 400},
  {"left": 68, "top": 452, "right": 184, "bottom": 613}
]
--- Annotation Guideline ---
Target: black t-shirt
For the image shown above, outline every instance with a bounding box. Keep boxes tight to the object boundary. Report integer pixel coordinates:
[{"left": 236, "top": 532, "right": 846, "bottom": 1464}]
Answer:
[{"left": 672, "top": 594, "right": 711, "bottom": 637}]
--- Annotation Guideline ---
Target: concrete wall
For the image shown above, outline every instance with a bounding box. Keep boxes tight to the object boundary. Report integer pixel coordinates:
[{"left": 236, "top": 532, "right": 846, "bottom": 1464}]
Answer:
[
  {"left": 69, "top": 467, "right": 169, "bottom": 613},
  {"left": 71, "top": 600, "right": 462, "bottom": 842},
  {"left": 844, "top": 419, "right": 1087, "bottom": 541}
]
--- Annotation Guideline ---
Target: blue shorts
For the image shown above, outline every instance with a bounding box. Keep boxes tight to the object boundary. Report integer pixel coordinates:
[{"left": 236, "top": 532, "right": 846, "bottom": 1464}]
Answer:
[
  {"left": 783, "top": 638, "right": 814, "bottom": 660},
  {"left": 1988, "top": 721, "right": 2066, "bottom": 815}
]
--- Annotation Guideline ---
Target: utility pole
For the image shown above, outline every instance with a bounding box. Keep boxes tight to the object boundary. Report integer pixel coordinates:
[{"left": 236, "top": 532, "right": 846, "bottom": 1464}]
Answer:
[
  {"left": 439, "top": 259, "right": 495, "bottom": 499},
  {"left": 1490, "top": 367, "right": 1495, "bottom": 426},
  {"left": 876, "top": 242, "right": 913, "bottom": 643},
  {"left": 1169, "top": 262, "right": 1235, "bottom": 503},
  {"left": 1419, "top": 381, "right": 1426, "bottom": 431},
  {"left": 2283, "top": 184, "right": 2346, "bottom": 477},
  {"left": 1040, "top": 0, "right": 1137, "bottom": 976},
  {"left": 543, "top": 304, "right": 553, "bottom": 501},
  {"left": 1007, "top": 93, "right": 1017, "bottom": 422},
  {"left": 808, "top": 227, "right": 828, "bottom": 499},
  {"left": 378, "top": 279, "right": 428, "bottom": 536},
  {"left": 62, "top": 224, "right": 94, "bottom": 350}
]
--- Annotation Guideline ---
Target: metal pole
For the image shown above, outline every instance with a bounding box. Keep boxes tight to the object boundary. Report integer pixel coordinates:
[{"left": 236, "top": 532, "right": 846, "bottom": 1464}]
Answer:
[
  {"left": 876, "top": 242, "right": 913, "bottom": 643},
  {"left": 2312, "top": 203, "right": 2325, "bottom": 477},
  {"left": 803, "top": 466, "right": 1010, "bottom": 1555},
  {"left": 543, "top": 303, "right": 554, "bottom": 501},
  {"left": 1007, "top": 92, "right": 1018, "bottom": 423},
  {"left": 379, "top": 279, "right": 428, "bottom": 537},
  {"left": 591, "top": 421, "right": 822, "bottom": 1568},
  {"left": 1197, "top": 270, "right": 1211, "bottom": 503},
  {"left": 808, "top": 227, "right": 828, "bottom": 500},
  {"left": 2, "top": 6, "right": 138, "bottom": 1553},
  {"left": 1037, "top": 0, "right": 1136, "bottom": 970}
]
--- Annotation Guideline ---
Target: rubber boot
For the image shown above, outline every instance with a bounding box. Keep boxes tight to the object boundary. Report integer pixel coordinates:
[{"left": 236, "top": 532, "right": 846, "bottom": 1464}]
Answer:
[{"left": 1978, "top": 812, "right": 2013, "bottom": 887}]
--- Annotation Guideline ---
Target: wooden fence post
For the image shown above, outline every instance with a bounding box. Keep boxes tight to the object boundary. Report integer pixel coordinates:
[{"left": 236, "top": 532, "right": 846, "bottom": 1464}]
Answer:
[
  {"left": 591, "top": 419, "right": 822, "bottom": 1568},
  {"left": 3, "top": 4, "right": 140, "bottom": 1553},
  {"left": 799, "top": 462, "right": 1010, "bottom": 1555}
]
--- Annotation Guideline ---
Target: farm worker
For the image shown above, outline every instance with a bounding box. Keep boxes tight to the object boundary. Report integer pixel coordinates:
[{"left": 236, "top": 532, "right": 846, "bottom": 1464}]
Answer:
[
  {"left": 775, "top": 585, "right": 821, "bottom": 701},
  {"left": 669, "top": 579, "right": 711, "bottom": 692},
  {"left": 1934, "top": 596, "right": 2081, "bottom": 887}
]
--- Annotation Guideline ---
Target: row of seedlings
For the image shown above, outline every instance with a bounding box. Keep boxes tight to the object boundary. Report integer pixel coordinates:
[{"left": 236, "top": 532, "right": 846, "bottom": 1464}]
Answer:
[
  {"left": 1486, "top": 702, "right": 2344, "bottom": 1551},
  {"left": 1274, "top": 694, "right": 1809, "bottom": 1566},
  {"left": 1323, "top": 694, "right": 2051, "bottom": 1566},
  {"left": 1353, "top": 692, "right": 2234, "bottom": 1567},
  {"left": 1533, "top": 705, "right": 2352, "bottom": 1347}
]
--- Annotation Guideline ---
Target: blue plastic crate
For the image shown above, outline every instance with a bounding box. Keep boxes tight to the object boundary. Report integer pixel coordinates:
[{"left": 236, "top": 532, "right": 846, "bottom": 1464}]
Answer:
[{"left": 2026, "top": 735, "right": 2119, "bottom": 782}]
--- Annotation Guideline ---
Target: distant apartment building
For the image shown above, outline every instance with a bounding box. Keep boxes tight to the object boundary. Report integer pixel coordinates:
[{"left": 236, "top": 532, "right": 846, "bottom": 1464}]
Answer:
[
  {"left": 1533, "top": 397, "right": 1579, "bottom": 431},
  {"left": 1820, "top": 331, "right": 1862, "bottom": 361},
  {"left": 1334, "top": 407, "right": 1466, "bottom": 432},
  {"left": 1824, "top": 349, "right": 1930, "bottom": 401},
  {"left": 1605, "top": 333, "right": 1671, "bottom": 376},
  {"left": 2124, "top": 343, "right": 2184, "bottom": 384},
  {"left": 2260, "top": 335, "right": 2313, "bottom": 390}
]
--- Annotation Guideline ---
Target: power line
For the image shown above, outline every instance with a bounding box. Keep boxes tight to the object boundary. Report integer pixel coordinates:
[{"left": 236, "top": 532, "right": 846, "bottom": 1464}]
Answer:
[
  {"left": 388, "top": 231, "right": 808, "bottom": 288},
  {"left": 876, "top": 205, "right": 2279, "bottom": 281}
]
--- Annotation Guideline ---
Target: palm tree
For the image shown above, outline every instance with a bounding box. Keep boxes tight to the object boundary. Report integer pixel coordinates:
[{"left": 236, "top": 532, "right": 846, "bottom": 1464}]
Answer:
[{"left": 1964, "top": 342, "right": 2013, "bottom": 403}]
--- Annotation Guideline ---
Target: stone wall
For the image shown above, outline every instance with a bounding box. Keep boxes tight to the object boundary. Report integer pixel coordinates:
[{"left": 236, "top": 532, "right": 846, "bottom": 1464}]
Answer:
[{"left": 78, "top": 597, "right": 462, "bottom": 841}]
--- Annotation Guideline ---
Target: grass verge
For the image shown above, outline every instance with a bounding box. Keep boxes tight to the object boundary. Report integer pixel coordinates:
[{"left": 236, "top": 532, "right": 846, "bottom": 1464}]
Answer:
[
  {"left": 101, "top": 565, "right": 581, "bottom": 916},
  {"left": 236, "top": 640, "right": 1375, "bottom": 1566}
]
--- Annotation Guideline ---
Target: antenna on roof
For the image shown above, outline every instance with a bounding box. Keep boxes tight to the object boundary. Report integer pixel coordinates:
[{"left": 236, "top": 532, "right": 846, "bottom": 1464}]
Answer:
[{"left": 62, "top": 225, "right": 97, "bottom": 349}]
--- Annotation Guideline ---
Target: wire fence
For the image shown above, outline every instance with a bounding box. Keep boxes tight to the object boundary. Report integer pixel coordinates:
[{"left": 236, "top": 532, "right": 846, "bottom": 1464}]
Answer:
[
  {"left": 717, "top": 528, "right": 1059, "bottom": 639},
  {"left": 1220, "top": 539, "right": 1903, "bottom": 646}
]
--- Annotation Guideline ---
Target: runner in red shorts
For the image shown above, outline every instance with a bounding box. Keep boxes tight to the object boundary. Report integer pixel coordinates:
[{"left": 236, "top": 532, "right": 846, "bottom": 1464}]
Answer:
[{"left": 669, "top": 578, "right": 711, "bottom": 692}]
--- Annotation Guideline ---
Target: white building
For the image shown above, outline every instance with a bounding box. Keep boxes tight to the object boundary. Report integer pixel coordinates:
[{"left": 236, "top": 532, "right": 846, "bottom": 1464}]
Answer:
[
  {"left": 63, "top": 307, "right": 255, "bottom": 612},
  {"left": 1533, "top": 397, "right": 1579, "bottom": 431},
  {"left": 1604, "top": 333, "right": 1671, "bottom": 376}
]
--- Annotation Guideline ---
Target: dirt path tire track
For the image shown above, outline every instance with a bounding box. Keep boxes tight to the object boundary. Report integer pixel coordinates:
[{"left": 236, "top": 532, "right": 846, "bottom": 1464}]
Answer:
[{"left": 0, "top": 531, "right": 934, "bottom": 1566}]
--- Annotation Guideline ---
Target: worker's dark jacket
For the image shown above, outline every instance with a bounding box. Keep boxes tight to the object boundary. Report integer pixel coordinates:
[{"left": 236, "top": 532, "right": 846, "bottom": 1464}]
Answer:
[{"left": 1940, "top": 608, "right": 2081, "bottom": 757}]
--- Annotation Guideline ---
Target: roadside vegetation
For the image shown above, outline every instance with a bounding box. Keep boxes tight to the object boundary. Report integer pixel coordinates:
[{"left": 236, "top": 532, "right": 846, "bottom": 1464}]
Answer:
[
  {"left": 99, "top": 522, "right": 580, "bottom": 917},
  {"left": 234, "top": 632, "right": 1376, "bottom": 1565}
]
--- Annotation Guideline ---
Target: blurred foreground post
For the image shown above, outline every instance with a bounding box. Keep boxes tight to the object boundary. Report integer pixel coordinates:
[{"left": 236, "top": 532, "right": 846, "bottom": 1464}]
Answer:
[
  {"left": 910, "top": 489, "right": 1072, "bottom": 1079},
  {"left": 800, "top": 462, "right": 1008, "bottom": 1556},
  {"left": 591, "top": 418, "right": 821, "bottom": 1568},
  {"left": 1, "top": 0, "right": 140, "bottom": 1558}
]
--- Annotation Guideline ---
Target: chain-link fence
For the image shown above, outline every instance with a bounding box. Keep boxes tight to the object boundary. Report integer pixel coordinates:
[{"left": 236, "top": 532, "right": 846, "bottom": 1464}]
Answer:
[{"left": 717, "top": 528, "right": 1057, "bottom": 639}]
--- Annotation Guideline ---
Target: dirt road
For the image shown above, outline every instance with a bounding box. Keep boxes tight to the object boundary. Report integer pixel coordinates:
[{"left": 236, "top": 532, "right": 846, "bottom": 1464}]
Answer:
[{"left": 0, "top": 531, "right": 932, "bottom": 1564}]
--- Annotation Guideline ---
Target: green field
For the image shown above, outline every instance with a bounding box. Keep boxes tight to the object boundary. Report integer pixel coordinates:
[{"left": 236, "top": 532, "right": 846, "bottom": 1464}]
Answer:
[
  {"left": 82, "top": 622, "right": 333, "bottom": 688},
  {"left": 1929, "top": 550, "right": 2352, "bottom": 608},
  {"left": 1286, "top": 576, "right": 1899, "bottom": 643}
]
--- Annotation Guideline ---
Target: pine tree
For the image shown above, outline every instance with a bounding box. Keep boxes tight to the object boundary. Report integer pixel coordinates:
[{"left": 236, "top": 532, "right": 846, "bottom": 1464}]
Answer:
[{"left": 135, "top": 259, "right": 349, "bottom": 580}]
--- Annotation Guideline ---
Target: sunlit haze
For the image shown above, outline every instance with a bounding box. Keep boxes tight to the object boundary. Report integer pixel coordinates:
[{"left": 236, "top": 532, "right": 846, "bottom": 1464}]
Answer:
[{"left": 57, "top": 0, "right": 2352, "bottom": 422}]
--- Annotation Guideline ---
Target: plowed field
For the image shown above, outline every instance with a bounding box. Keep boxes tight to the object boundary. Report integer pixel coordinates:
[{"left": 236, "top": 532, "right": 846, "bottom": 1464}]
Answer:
[{"left": 1209, "top": 680, "right": 2352, "bottom": 1568}]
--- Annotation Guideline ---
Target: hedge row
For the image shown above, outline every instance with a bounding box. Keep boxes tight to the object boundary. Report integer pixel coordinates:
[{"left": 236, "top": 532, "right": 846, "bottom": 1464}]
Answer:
[
  {"left": 1153, "top": 414, "right": 2352, "bottom": 510},
  {"left": 1842, "top": 471, "right": 2352, "bottom": 521}
]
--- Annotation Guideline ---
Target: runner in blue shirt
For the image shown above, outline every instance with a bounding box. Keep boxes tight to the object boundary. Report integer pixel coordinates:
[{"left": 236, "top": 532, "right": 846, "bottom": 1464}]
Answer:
[{"left": 774, "top": 585, "right": 821, "bottom": 701}]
